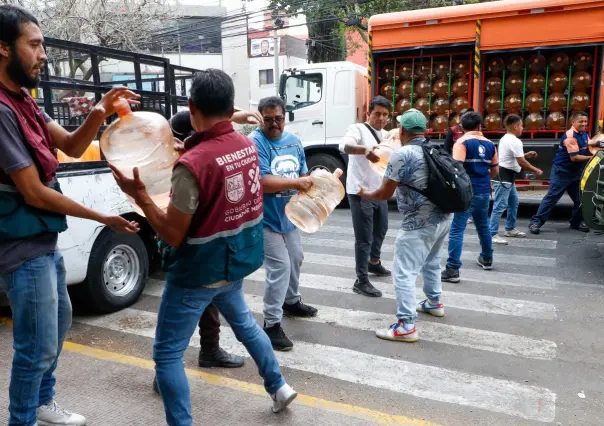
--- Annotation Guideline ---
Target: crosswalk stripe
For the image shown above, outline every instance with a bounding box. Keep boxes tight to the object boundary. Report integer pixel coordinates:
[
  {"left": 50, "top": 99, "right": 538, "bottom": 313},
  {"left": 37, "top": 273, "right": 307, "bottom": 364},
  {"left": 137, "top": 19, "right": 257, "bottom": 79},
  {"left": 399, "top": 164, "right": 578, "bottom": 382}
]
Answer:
[
  {"left": 301, "top": 242, "right": 555, "bottom": 268},
  {"left": 246, "top": 269, "right": 557, "bottom": 320},
  {"left": 142, "top": 281, "right": 555, "bottom": 360},
  {"left": 313, "top": 225, "right": 558, "bottom": 250},
  {"left": 75, "top": 308, "right": 556, "bottom": 422}
]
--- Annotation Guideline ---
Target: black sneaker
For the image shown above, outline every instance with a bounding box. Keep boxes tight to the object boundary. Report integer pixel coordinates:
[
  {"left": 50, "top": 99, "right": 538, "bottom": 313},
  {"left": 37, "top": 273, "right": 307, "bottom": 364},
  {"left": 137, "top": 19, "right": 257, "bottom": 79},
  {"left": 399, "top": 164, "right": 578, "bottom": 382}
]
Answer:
[
  {"left": 477, "top": 255, "right": 493, "bottom": 270},
  {"left": 368, "top": 261, "right": 391, "bottom": 277},
  {"left": 264, "top": 323, "right": 294, "bottom": 351},
  {"left": 570, "top": 222, "right": 590, "bottom": 233},
  {"left": 529, "top": 223, "right": 541, "bottom": 235},
  {"left": 353, "top": 279, "right": 383, "bottom": 297},
  {"left": 282, "top": 299, "right": 318, "bottom": 318},
  {"left": 199, "top": 348, "right": 245, "bottom": 368},
  {"left": 441, "top": 267, "right": 460, "bottom": 283}
]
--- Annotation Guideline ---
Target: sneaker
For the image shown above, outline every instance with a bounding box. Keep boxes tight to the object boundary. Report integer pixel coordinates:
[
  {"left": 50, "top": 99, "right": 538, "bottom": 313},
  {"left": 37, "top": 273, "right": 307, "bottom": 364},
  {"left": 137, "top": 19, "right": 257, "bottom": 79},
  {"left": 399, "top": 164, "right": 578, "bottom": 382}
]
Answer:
[
  {"left": 570, "top": 223, "right": 590, "bottom": 233},
  {"left": 477, "top": 255, "right": 493, "bottom": 270},
  {"left": 199, "top": 348, "right": 245, "bottom": 368},
  {"left": 270, "top": 383, "right": 298, "bottom": 413},
  {"left": 467, "top": 218, "right": 473, "bottom": 224},
  {"left": 376, "top": 321, "right": 419, "bottom": 343},
  {"left": 37, "top": 401, "right": 86, "bottom": 426},
  {"left": 441, "top": 267, "right": 460, "bottom": 283},
  {"left": 492, "top": 235, "right": 508, "bottom": 245},
  {"left": 353, "top": 279, "right": 383, "bottom": 297},
  {"left": 264, "top": 323, "right": 294, "bottom": 351},
  {"left": 368, "top": 261, "right": 391, "bottom": 277},
  {"left": 504, "top": 228, "right": 526, "bottom": 238},
  {"left": 528, "top": 223, "right": 541, "bottom": 235},
  {"left": 416, "top": 299, "right": 444, "bottom": 317},
  {"left": 282, "top": 299, "right": 318, "bottom": 318}
]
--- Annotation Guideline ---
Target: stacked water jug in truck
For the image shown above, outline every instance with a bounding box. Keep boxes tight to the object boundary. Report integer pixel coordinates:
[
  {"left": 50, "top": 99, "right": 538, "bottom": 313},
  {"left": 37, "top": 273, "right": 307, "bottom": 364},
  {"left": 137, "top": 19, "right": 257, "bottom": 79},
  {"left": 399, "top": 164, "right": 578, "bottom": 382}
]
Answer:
[{"left": 280, "top": 0, "right": 604, "bottom": 211}]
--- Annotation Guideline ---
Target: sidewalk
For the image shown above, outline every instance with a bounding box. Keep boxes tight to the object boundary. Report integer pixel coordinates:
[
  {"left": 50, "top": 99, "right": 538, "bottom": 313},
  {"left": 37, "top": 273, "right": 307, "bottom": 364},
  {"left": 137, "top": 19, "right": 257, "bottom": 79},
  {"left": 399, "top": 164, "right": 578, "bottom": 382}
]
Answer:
[{"left": 0, "top": 322, "right": 431, "bottom": 426}]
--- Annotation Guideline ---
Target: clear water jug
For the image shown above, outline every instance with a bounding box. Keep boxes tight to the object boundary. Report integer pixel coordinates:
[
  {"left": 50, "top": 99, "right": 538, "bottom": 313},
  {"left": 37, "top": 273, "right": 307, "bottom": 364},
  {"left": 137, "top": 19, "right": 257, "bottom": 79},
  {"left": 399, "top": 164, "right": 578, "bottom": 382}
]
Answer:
[
  {"left": 285, "top": 168, "right": 345, "bottom": 233},
  {"left": 369, "top": 144, "right": 394, "bottom": 177},
  {"left": 100, "top": 99, "right": 178, "bottom": 213}
]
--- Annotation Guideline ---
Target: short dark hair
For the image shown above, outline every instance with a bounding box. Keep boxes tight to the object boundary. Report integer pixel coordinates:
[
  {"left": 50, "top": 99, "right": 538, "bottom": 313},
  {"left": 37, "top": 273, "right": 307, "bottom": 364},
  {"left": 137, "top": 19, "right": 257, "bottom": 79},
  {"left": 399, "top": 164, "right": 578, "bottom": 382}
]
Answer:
[
  {"left": 169, "top": 110, "right": 193, "bottom": 141},
  {"left": 461, "top": 111, "right": 483, "bottom": 131},
  {"left": 369, "top": 95, "right": 392, "bottom": 112},
  {"left": 190, "top": 69, "right": 234, "bottom": 118},
  {"left": 505, "top": 114, "right": 522, "bottom": 128},
  {"left": 571, "top": 111, "right": 589, "bottom": 122},
  {"left": 258, "top": 96, "right": 285, "bottom": 115},
  {"left": 460, "top": 107, "right": 474, "bottom": 116},
  {"left": 0, "top": 5, "right": 39, "bottom": 47}
]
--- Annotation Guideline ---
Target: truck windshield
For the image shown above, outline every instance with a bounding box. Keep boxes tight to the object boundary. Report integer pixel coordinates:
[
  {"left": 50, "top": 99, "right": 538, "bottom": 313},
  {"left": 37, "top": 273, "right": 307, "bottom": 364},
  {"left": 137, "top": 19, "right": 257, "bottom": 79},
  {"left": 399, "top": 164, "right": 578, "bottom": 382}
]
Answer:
[{"left": 284, "top": 73, "right": 323, "bottom": 112}]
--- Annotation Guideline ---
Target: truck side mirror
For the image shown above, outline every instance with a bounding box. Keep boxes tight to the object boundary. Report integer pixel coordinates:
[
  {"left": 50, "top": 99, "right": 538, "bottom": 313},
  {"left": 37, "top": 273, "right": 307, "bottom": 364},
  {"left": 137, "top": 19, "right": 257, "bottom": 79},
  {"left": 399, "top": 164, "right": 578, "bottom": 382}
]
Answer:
[
  {"left": 279, "top": 74, "right": 287, "bottom": 98},
  {"left": 288, "top": 111, "right": 294, "bottom": 122}
]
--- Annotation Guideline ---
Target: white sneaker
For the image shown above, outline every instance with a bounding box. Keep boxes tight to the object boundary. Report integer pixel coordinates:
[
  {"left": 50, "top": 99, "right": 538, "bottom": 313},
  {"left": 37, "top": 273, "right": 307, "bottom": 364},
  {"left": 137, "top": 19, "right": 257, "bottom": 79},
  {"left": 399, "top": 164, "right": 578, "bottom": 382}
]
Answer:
[
  {"left": 271, "top": 383, "right": 298, "bottom": 413},
  {"left": 504, "top": 228, "right": 526, "bottom": 238},
  {"left": 376, "top": 321, "right": 419, "bottom": 343},
  {"left": 492, "top": 235, "right": 508, "bottom": 245},
  {"left": 37, "top": 401, "right": 86, "bottom": 425}
]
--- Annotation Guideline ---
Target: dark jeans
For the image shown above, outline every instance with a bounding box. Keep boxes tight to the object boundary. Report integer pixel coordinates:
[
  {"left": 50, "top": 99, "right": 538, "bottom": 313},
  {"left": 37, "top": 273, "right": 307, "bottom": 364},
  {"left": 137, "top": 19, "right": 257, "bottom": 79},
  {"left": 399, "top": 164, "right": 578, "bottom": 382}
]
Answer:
[
  {"left": 198, "top": 304, "right": 220, "bottom": 352},
  {"left": 530, "top": 165, "right": 583, "bottom": 228},
  {"left": 348, "top": 194, "right": 388, "bottom": 281}
]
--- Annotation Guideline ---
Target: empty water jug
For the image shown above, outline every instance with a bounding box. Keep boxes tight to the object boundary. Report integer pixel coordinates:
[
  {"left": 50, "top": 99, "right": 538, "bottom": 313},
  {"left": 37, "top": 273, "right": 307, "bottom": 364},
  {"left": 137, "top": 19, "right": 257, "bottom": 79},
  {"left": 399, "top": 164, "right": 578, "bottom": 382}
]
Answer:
[
  {"left": 369, "top": 144, "right": 395, "bottom": 177},
  {"left": 100, "top": 98, "right": 178, "bottom": 213},
  {"left": 285, "top": 169, "right": 345, "bottom": 233}
]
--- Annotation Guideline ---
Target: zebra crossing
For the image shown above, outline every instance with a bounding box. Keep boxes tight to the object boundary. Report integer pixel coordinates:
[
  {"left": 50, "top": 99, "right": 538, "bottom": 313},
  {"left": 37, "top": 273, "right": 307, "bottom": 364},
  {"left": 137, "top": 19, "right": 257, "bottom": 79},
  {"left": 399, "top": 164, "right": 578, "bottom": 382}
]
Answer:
[{"left": 74, "top": 210, "right": 569, "bottom": 425}]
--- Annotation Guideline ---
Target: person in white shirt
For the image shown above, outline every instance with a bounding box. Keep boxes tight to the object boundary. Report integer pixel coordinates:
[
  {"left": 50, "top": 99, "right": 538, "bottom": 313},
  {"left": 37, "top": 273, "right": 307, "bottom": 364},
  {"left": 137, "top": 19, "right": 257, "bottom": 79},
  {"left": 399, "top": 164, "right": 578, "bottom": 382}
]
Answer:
[
  {"left": 339, "top": 96, "right": 392, "bottom": 297},
  {"left": 489, "top": 114, "right": 542, "bottom": 244}
]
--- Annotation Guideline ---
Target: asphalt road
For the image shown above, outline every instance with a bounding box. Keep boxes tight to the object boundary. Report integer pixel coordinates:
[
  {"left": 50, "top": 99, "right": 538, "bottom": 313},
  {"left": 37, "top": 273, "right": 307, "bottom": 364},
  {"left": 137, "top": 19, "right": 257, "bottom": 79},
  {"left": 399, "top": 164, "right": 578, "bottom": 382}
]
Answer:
[{"left": 1, "top": 203, "right": 604, "bottom": 426}]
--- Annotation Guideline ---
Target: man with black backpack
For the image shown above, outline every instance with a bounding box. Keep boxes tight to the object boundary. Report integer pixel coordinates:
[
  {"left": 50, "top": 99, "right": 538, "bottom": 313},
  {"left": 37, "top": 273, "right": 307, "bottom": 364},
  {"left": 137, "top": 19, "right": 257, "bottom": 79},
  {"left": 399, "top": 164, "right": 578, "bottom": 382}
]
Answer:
[
  {"left": 339, "top": 95, "right": 393, "bottom": 298},
  {"left": 359, "top": 109, "right": 452, "bottom": 343},
  {"left": 443, "top": 112, "right": 499, "bottom": 283}
]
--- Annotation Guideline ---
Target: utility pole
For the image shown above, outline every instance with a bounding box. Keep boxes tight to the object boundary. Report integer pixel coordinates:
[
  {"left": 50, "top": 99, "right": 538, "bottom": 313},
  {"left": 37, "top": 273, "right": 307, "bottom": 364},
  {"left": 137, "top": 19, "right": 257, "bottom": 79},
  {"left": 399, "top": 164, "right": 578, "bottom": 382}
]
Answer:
[{"left": 273, "top": 15, "right": 284, "bottom": 95}]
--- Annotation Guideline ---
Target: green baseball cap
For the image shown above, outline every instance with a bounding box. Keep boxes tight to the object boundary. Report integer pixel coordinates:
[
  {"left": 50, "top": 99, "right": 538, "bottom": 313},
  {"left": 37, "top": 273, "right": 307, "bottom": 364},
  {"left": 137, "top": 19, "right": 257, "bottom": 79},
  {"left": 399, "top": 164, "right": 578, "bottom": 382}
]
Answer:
[{"left": 396, "top": 108, "right": 427, "bottom": 132}]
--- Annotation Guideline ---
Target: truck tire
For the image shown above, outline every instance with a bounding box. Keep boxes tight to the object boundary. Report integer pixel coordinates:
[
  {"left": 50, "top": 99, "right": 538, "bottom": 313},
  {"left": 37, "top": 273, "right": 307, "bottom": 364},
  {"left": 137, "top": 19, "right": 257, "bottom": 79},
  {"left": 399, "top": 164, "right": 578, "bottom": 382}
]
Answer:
[
  {"left": 79, "top": 229, "right": 149, "bottom": 314},
  {"left": 306, "top": 152, "right": 348, "bottom": 206}
]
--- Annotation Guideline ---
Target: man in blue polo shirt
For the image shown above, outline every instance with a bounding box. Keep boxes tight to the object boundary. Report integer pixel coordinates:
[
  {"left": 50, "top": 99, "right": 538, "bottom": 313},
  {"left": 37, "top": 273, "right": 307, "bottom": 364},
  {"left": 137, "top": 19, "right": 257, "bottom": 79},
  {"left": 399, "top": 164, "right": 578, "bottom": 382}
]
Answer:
[
  {"left": 442, "top": 112, "right": 499, "bottom": 283},
  {"left": 529, "top": 111, "right": 596, "bottom": 234},
  {"left": 249, "top": 96, "right": 318, "bottom": 352}
]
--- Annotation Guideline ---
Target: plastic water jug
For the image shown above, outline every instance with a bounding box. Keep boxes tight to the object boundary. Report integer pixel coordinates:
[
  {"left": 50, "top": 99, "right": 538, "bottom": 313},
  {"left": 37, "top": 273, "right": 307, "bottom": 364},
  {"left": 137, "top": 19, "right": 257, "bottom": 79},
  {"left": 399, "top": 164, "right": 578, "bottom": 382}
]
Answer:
[
  {"left": 100, "top": 99, "right": 178, "bottom": 213},
  {"left": 369, "top": 144, "right": 394, "bottom": 177},
  {"left": 285, "top": 168, "right": 345, "bottom": 233}
]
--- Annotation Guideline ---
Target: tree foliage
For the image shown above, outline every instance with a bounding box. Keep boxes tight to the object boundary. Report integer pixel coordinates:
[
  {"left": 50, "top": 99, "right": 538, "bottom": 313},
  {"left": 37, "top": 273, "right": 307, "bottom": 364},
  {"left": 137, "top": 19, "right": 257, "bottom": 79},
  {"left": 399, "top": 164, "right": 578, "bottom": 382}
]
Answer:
[{"left": 269, "top": 0, "right": 488, "bottom": 62}]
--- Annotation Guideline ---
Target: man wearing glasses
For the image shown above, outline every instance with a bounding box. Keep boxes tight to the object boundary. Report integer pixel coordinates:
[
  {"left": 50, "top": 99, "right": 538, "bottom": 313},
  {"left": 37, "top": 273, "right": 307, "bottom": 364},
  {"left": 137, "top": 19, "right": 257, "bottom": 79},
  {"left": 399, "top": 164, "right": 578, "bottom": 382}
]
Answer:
[{"left": 249, "top": 96, "right": 317, "bottom": 352}]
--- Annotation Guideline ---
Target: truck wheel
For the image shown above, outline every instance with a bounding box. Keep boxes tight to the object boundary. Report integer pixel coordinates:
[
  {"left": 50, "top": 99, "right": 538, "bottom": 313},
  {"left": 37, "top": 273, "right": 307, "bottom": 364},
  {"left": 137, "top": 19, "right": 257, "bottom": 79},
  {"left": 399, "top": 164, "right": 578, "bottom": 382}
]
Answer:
[
  {"left": 80, "top": 229, "right": 149, "bottom": 314},
  {"left": 306, "top": 153, "right": 348, "bottom": 206}
]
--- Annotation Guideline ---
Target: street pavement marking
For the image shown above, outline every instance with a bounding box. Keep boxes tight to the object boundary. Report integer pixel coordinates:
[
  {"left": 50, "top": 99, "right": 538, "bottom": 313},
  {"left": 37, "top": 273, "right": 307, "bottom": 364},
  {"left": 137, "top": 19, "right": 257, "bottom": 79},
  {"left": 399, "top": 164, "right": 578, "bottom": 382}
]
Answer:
[
  {"left": 312, "top": 225, "right": 558, "bottom": 250},
  {"left": 143, "top": 281, "right": 556, "bottom": 360},
  {"left": 246, "top": 269, "right": 557, "bottom": 320},
  {"left": 75, "top": 308, "right": 556, "bottom": 423},
  {"left": 301, "top": 242, "right": 556, "bottom": 268},
  {"left": 59, "top": 340, "right": 438, "bottom": 426}
]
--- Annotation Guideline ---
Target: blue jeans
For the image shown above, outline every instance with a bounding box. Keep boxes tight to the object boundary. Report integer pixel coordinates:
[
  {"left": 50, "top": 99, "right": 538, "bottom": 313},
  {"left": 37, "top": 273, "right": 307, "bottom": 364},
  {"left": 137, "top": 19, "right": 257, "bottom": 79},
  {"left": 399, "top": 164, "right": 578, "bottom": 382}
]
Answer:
[
  {"left": 530, "top": 165, "right": 583, "bottom": 228},
  {"left": 392, "top": 221, "right": 450, "bottom": 324},
  {"left": 489, "top": 181, "right": 519, "bottom": 236},
  {"left": 0, "top": 251, "right": 71, "bottom": 426},
  {"left": 153, "top": 279, "right": 284, "bottom": 426},
  {"left": 447, "top": 193, "right": 493, "bottom": 270}
]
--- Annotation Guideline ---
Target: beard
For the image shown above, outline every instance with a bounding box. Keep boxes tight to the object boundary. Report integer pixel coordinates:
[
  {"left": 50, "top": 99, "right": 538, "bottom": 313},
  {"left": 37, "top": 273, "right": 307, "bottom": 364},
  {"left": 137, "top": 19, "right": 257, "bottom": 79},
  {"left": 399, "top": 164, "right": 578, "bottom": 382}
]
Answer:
[{"left": 7, "top": 49, "right": 41, "bottom": 89}]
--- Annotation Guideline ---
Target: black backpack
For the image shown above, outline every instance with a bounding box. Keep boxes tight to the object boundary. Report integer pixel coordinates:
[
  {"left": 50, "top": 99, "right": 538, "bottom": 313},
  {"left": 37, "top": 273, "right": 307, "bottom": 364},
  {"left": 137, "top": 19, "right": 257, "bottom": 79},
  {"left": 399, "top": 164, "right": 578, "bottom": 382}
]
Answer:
[{"left": 405, "top": 140, "right": 473, "bottom": 213}]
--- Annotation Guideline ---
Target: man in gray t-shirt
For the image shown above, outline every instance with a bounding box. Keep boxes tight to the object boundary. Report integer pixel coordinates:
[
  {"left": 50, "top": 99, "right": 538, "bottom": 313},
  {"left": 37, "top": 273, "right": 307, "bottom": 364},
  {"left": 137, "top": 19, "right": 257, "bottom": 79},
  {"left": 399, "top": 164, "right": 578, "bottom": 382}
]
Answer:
[{"left": 0, "top": 5, "right": 140, "bottom": 424}]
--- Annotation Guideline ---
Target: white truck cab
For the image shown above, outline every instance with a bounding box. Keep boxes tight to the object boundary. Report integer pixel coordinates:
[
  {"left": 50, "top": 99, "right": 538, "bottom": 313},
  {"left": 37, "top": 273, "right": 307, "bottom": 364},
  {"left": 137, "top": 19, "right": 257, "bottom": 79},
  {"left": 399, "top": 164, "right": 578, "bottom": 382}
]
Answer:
[{"left": 279, "top": 62, "right": 367, "bottom": 184}]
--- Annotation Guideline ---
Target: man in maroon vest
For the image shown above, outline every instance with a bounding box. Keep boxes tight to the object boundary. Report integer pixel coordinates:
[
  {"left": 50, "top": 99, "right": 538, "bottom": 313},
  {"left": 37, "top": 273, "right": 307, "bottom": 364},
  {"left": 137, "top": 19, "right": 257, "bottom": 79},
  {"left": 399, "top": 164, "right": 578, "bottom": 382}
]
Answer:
[
  {"left": 111, "top": 69, "right": 297, "bottom": 425},
  {"left": 0, "top": 5, "right": 139, "bottom": 426}
]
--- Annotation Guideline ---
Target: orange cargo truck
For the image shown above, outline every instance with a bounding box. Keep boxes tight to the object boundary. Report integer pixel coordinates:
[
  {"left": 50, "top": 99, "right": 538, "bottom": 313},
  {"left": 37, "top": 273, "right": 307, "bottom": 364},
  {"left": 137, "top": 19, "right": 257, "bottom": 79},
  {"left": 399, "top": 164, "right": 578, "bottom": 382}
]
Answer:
[{"left": 368, "top": 0, "right": 604, "bottom": 181}]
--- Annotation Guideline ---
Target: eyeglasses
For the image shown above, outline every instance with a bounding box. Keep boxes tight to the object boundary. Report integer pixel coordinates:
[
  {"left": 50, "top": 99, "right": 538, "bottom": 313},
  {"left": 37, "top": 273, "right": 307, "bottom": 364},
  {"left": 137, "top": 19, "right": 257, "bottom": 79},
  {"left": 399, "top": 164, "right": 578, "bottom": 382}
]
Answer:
[{"left": 263, "top": 116, "right": 285, "bottom": 125}]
